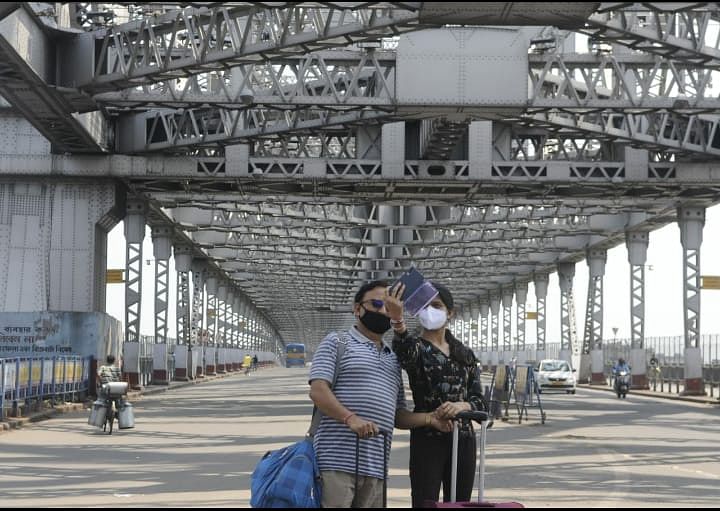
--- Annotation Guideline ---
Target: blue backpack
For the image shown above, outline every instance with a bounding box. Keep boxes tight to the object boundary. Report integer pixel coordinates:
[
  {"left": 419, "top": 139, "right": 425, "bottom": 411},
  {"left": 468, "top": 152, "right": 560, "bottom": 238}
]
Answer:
[
  {"left": 250, "top": 439, "right": 322, "bottom": 508},
  {"left": 250, "top": 333, "right": 348, "bottom": 508}
]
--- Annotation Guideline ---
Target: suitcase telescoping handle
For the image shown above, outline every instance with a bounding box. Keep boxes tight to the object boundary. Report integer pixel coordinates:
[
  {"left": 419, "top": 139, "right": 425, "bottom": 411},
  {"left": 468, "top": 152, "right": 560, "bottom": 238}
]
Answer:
[
  {"left": 355, "top": 430, "right": 389, "bottom": 508},
  {"left": 455, "top": 410, "right": 489, "bottom": 423},
  {"left": 450, "top": 410, "right": 490, "bottom": 502}
]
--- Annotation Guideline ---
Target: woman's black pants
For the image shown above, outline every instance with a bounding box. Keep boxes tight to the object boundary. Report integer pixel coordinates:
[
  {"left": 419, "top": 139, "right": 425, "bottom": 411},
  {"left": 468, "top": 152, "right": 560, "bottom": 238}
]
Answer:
[{"left": 409, "top": 428, "right": 477, "bottom": 507}]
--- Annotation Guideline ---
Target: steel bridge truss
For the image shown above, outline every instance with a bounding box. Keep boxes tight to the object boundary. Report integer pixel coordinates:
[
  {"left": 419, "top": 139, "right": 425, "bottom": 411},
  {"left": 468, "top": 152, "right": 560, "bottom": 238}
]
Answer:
[{"left": 3, "top": 2, "right": 720, "bottom": 345}]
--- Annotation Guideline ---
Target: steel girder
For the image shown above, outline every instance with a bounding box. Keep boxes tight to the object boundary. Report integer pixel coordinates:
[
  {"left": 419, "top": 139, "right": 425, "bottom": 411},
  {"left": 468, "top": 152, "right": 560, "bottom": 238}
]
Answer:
[
  {"left": 5, "top": 4, "right": 720, "bottom": 158},
  {"left": 104, "top": 49, "right": 720, "bottom": 155},
  {"left": 145, "top": 195, "right": 679, "bottom": 337},
  {"left": 5, "top": 2, "right": 720, "bottom": 345},
  {"left": 0, "top": 7, "right": 107, "bottom": 152},
  {"left": 584, "top": 3, "right": 720, "bottom": 66},
  {"left": 0, "top": 3, "right": 20, "bottom": 21},
  {"left": 88, "top": 3, "right": 424, "bottom": 94},
  {"left": 78, "top": 2, "right": 594, "bottom": 94}
]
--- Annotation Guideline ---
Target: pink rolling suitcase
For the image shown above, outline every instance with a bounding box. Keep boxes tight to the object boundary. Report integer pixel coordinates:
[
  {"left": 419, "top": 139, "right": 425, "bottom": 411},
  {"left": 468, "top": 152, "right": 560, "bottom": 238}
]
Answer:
[{"left": 425, "top": 410, "right": 524, "bottom": 508}]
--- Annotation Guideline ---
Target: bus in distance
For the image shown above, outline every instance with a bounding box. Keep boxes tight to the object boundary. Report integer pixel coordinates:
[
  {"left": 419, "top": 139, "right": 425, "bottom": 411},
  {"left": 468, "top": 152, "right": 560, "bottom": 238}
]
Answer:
[{"left": 286, "top": 343, "right": 306, "bottom": 368}]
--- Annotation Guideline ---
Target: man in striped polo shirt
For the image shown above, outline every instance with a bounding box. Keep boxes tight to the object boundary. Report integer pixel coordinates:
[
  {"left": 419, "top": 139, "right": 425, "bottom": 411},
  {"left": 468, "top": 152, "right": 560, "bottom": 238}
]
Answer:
[{"left": 309, "top": 280, "right": 453, "bottom": 508}]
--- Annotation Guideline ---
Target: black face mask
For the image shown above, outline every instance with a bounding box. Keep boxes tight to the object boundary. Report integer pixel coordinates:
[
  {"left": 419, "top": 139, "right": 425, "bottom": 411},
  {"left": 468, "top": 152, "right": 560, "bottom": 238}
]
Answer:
[{"left": 359, "top": 308, "right": 391, "bottom": 334}]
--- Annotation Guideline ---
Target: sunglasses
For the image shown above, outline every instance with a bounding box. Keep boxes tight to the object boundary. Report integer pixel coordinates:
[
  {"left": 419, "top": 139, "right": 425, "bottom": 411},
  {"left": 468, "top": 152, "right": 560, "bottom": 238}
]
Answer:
[{"left": 361, "top": 299, "right": 385, "bottom": 309}]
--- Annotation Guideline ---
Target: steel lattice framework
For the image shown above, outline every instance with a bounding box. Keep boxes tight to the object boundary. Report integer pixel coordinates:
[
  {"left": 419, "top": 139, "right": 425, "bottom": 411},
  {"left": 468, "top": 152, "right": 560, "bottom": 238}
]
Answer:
[{"left": 3, "top": 2, "right": 720, "bottom": 349}]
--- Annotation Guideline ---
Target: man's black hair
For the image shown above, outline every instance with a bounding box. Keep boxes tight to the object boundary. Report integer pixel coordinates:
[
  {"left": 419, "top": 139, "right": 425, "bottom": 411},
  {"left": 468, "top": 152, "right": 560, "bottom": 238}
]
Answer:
[
  {"left": 106, "top": 354, "right": 116, "bottom": 365},
  {"left": 354, "top": 280, "right": 389, "bottom": 304}
]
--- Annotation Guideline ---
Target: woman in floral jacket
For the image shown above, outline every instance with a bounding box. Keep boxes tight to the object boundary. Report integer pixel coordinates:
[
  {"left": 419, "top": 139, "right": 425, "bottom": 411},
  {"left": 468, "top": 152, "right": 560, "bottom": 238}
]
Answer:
[{"left": 385, "top": 281, "right": 486, "bottom": 507}]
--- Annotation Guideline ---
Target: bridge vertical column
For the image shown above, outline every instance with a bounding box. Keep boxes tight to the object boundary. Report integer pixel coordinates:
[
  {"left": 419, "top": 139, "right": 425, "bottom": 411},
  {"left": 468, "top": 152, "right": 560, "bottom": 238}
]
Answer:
[
  {"left": 236, "top": 295, "right": 245, "bottom": 367},
  {"left": 480, "top": 301, "right": 489, "bottom": 370},
  {"left": 583, "top": 249, "right": 606, "bottom": 384},
  {"left": 557, "top": 263, "right": 578, "bottom": 365},
  {"left": 490, "top": 295, "right": 500, "bottom": 370},
  {"left": 355, "top": 204, "right": 373, "bottom": 282},
  {"left": 241, "top": 298, "right": 251, "bottom": 368},
  {"left": 205, "top": 274, "right": 218, "bottom": 376},
  {"left": 470, "top": 303, "right": 480, "bottom": 353},
  {"left": 122, "top": 201, "right": 146, "bottom": 388},
  {"left": 366, "top": 204, "right": 383, "bottom": 281},
  {"left": 250, "top": 306, "right": 259, "bottom": 354},
  {"left": 502, "top": 288, "right": 513, "bottom": 364},
  {"left": 0, "top": 182, "right": 121, "bottom": 388},
  {"left": 235, "top": 293, "right": 250, "bottom": 351},
  {"left": 244, "top": 300, "right": 252, "bottom": 352},
  {"left": 402, "top": 205, "right": 428, "bottom": 261},
  {"left": 534, "top": 273, "right": 549, "bottom": 361},
  {"left": 254, "top": 309, "right": 261, "bottom": 352},
  {"left": 0, "top": 182, "right": 121, "bottom": 313},
  {"left": 626, "top": 231, "right": 649, "bottom": 389},
  {"left": 232, "top": 289, "right": 243, "bottom": 371},
  {"left": 515, "top": 281, "right": 528, "bottom": 365},
  {"left": 227, "top": 290, "right": 237, "bottom": 370},
  {"left": 217, "top": 283, "right": 228, "bottom": 373},
  {"left": 174, "top": 245, "right": 192, "bottom": 381},
  {"left": 245, "top": 299, "right": 254, "bottom": 352},
  {"left": 462, "top": 307, "right": 470, "bottom": 346},
  {"left": 191, "top": 260, "right": 205, "bottom": 379},
  {"left": 364, "top": 206, "right": 396, "bottom": 282},
  {"left": 151, "top": 226, "right": 172, "bottom": 385},
  {"left": 678, "top": 207, "right": 706, "bottom": 396},
  {"left": 385, "top": 205, "right": 403, "bottom": 281}
]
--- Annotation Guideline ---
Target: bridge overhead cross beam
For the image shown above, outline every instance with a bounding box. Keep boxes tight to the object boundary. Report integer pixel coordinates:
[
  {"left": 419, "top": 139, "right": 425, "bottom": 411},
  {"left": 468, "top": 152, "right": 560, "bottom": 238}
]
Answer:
[{"left": 0, "top": 7, "right": 108, "bottom": 153}]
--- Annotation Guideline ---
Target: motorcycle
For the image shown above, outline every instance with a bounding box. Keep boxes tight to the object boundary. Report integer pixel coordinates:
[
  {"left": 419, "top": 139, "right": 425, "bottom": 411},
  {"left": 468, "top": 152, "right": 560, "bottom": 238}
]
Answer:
[{"left": 614, "top": 370, "right": 631, "bottom": 399}]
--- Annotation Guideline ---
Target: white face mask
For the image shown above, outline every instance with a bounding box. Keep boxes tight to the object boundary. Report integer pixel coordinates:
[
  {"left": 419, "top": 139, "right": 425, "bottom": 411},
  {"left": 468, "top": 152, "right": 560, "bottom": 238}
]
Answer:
[{"left": 418, "top": 306, "right": 448, "bottom": 331}]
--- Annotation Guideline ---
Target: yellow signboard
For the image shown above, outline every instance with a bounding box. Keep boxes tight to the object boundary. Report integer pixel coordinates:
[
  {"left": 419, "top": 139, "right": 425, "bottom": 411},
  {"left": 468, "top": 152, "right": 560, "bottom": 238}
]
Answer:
[
  {"left": 106, "top": 269, "right": 125, "bottom": 284},
  {"left": 526, "top": 311, "right": 538, "bottom": 320},
  {"left": 701, "top": 276, "right": 720, "bottom": 289}
]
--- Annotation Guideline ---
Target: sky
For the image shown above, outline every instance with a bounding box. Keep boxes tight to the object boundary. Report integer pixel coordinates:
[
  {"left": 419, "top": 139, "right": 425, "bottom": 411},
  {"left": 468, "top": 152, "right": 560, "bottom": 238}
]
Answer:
[{"left": 105, "top": 204, "right": 720, "bottom": 346}]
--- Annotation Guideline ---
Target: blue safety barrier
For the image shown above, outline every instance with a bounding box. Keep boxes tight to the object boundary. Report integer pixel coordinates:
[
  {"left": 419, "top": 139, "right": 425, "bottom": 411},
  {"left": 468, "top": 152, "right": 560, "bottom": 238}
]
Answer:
[{"left": 0, "top": 356, "right": 92, "bottom": 420}]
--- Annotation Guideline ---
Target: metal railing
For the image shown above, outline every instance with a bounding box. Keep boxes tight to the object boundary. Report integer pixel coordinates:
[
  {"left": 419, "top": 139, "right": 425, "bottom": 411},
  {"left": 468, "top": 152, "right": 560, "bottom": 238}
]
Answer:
[
  {"left": 486, "top": 334, "right": 720, "bottom": 397},
  {"left": 138, "top": 335, "right": 178, "bottom": 385},
  {"left": 0, "top": 356, "right": 92, "bottom": 420},
  {"left": 601, "top": 334, "right": 720, "bottom": 397}
]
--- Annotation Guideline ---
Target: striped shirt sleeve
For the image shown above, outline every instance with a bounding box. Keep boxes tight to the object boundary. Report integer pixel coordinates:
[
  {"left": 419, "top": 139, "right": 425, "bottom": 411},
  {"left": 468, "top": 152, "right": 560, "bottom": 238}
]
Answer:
[{"left": 308, "top": 332, "right": 339, "bottom": 386}]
